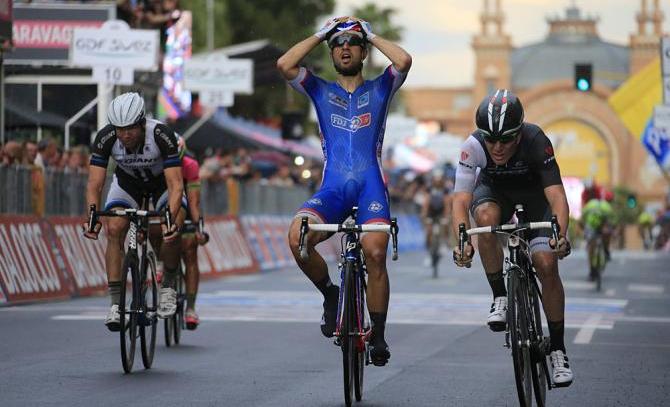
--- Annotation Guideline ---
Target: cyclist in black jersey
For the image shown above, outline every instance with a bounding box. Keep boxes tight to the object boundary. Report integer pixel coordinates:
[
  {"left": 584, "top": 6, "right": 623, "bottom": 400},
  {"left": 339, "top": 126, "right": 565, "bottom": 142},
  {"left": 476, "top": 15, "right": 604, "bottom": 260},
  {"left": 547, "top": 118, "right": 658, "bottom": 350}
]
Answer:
[
  {"left": 82, "top": 92, "right": 186, "bottom": 331},
  {"left": 451, "top": 89, "right": 574, "bottom": 387},
  {"left": 421, "top": 169, "right": 452, "bottom": 259}
]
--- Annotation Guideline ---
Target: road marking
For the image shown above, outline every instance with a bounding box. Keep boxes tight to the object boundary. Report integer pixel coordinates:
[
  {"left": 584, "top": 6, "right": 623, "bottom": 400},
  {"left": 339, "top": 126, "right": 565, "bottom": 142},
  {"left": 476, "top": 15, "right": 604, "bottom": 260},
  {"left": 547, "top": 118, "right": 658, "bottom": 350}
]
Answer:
[
  {"left": 574, "top": 313, "right": 604, "bottom": 344},
  {"left": 627, "top": 284, "right": 665, "bottom": 294},
  {"left": 562, "top": 280, "right": 596, "bottom": 290}
]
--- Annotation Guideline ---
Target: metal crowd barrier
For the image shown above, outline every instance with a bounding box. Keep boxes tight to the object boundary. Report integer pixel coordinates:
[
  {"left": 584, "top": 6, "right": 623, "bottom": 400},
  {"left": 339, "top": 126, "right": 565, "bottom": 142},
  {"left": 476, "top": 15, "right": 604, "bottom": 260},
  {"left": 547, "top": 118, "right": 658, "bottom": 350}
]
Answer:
[
  {"left": 44, "top": 168, "right": 90, "bottom": 216},
  {"left": 0, "top": 164, "right": 33, "bottom": 214}
]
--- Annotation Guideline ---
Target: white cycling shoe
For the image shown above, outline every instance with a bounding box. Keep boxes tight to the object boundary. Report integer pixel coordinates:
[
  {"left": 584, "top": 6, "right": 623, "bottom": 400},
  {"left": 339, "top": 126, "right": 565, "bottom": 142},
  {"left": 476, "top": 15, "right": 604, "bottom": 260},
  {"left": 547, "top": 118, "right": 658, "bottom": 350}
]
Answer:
[
  {"left": 158, "top": 287, "right": 177, "bottom": 318},
  {"left": 105, "top": 304, "right": 121, "bottom": 332},
  {"left": 550, "top": 350, "right": 574, "bottom": 387},
  {"left": 487, "top": 296, "right": 507, "bottom": 332}
]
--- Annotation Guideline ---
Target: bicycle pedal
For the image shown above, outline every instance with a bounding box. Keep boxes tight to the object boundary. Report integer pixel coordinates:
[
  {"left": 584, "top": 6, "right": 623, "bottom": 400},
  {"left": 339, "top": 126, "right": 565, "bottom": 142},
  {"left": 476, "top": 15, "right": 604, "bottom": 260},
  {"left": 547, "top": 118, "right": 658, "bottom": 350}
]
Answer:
[{"left": 333, "top": 338, "right": 342, "bottom": 347}]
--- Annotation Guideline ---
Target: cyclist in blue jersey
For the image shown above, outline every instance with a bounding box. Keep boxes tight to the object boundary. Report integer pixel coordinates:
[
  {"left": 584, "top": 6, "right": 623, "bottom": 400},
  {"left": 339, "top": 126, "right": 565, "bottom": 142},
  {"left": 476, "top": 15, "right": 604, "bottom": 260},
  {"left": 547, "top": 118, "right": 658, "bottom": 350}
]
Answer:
[{"left": 278, "top": 17, "right": 411, "bottom": 366}]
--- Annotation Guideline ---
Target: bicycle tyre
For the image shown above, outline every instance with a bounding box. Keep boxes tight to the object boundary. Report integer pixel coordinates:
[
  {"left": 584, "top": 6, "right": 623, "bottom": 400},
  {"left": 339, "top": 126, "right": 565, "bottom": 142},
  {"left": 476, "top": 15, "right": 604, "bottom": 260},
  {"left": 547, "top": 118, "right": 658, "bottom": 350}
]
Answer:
[
  {"left": 529, "top": 277, "right": 548, "bottom": 407},
  {"left": 173, "top": 266, "right": 185, "bottom": 345},
  {"left": 353, "top": 267, "right": 365, "bottom": 402},
  {"left": 119, "top": 253, "right": 139, "bottom": 373},
  {"left": 595, "top": 239, "right": 605, "bottom": 292},
  {"left": 342, "top": 260, "right": 355, "bottom": 407},
  {"left": 430, "top": 227, "right": 440, "bottom": 279},
  {"left": 141, "top": 251, "right": 158, "bottom": 369},
  {"left": 164, "top": 313, "right": 173, "bottom": 347},
  {"left": 508, "top": 269, "right": 532, "bottom": 407}
]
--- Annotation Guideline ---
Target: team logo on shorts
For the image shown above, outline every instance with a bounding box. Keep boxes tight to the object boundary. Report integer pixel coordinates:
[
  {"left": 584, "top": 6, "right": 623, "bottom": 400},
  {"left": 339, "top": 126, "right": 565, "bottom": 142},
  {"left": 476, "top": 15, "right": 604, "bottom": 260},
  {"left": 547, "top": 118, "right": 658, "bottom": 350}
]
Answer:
[
  {"left": 308, "top": 198, "right": 323, "bottom": 206},
  {"left": 368, "top": 201, "right": 384, "bottom": 213},
  {"left": 331, "top": 113, "right": 372, "bottom": 132},
  {"left": 357, "top": 92, "right": 370, "bottom": 108}
]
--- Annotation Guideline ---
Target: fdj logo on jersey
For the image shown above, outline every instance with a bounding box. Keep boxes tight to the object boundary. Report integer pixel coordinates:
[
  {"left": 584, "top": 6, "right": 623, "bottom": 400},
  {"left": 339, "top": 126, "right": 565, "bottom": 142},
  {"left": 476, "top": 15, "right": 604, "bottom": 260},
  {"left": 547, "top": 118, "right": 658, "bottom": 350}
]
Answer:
[{"left": 331, "top": 113, "right": 372, "bottom": 132}]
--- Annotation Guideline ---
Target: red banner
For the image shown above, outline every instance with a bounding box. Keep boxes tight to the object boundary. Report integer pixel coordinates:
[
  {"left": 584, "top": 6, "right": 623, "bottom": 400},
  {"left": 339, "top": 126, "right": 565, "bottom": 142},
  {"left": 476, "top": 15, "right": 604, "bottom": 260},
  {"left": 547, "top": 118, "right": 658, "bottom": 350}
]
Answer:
[
  {"left": 12, "top": 20, "right": 103, "bottom": 49},
  {"left": 0, "top": 215, "right": 71, "bottom": 303},
  {"left": 49, "top": 217, "right": 107, "bottom": 297}
]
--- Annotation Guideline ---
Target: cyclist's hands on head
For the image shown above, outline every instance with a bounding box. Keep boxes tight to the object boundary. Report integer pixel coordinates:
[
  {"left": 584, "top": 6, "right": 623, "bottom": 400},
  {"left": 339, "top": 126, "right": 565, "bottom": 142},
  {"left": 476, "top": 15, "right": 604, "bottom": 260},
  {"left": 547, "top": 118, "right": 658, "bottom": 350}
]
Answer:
[
  {"left": 549, "top": 235, "right": 571, "bottom": 259},
  {"left": 81, "top": 219, "right": 102, "bottom": 240},
  {"left": 349, "top": 17, "right": 376, "bottom": 40},
  {"left": 453, "top": 242, "right": 475, "bottom": 268},
  {"left": 314, "top": 16, "right": 348, "bottom": 41}
]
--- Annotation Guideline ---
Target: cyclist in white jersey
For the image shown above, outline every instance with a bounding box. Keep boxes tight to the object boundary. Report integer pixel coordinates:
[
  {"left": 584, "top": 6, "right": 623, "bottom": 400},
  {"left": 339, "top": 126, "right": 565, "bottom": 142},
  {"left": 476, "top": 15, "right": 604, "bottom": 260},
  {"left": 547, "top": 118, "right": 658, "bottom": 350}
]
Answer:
[{"left": 82, "top": 92, "right": 186, "bottom": 331}]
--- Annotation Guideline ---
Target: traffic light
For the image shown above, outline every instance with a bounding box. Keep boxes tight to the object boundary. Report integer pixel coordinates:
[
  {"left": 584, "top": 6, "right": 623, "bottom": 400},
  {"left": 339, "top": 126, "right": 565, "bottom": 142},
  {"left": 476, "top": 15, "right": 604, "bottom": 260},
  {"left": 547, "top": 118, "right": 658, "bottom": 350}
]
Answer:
[
  {"left": 281, "top": 112, "right": 304, "bottom": 140},
  {"left": 574, "top": 64, "right": 593, "bottom": 92},
  {"left": 626, "top": 193, "right": 638, "bottom": 209}
]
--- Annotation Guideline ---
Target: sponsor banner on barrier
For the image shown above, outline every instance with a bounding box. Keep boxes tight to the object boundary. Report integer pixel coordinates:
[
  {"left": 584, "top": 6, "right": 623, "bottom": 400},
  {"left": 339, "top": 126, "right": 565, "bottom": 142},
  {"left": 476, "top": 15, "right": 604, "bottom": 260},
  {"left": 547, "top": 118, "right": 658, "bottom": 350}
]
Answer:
[
  {"left": 203, "top": 215, "right": 258, "bottom": 276},
  {"left": 241, "top": 215, "right": 278, "bottom": 270},
  {"left": 0, "top": 215, "right": 72, "bottom": 303},
  {"left": 49, "top": 217, "right": 107, "bottom": 297}
]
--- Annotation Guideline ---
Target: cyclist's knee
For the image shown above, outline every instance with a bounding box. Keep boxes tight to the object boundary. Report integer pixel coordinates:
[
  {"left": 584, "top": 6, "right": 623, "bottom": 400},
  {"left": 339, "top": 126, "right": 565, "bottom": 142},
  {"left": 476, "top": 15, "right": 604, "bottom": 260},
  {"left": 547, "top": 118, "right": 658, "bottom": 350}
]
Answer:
[
  {"left": 364, "top": 245, "right": 387, "bottom": 266},
  {"left": 474, "top": 203, "right": 500, "bottom": 226},
  {"left": 105, "top": 219, "right": 128, "bottom": 241},
  {"left": 532, "top": 252, "right": 557, "bottom": 276}
]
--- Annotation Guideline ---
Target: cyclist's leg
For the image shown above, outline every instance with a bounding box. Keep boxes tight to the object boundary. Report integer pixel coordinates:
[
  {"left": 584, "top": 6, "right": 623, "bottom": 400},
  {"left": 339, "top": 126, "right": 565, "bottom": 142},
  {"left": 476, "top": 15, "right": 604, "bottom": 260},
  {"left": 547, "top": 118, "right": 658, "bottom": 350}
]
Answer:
[
  {"left": 526, "top": 195, "right": 573, "bottom": 386},
  {"left": 101, "top": 176, "right": 138, "bottom": 330},
  {"left": 155, "top": 191, "right": 187, "bottom": 317},
  {"left": 182, "top": 234, "right": 199, "bottom": 309},
  {"left": 358, "top": 182, "right": 392, "bottom": 365},
  {"left": 288, "top": 187, "right": 344, "bottom": 337},
  {"left": 471, "top": 184, "right": 512, "bottom": 330}
]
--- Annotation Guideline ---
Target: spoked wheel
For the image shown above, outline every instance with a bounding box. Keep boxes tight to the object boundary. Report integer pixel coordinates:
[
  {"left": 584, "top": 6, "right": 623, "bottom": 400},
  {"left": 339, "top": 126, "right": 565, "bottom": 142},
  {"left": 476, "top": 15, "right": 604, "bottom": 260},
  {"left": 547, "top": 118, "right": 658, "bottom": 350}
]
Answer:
[
  {"left": 508, "top": 270, "right": 533, "bottom": 407},
  {"left": 529, "top": 279, "right": 548, "bottom": 407},
  {"left": 353, "top": 273, "right": 365, "bottom": 402},
  {"left": 341, "top": 261, "right": 355, "bottom": 407},
  {"left": 430, "top": 225, "right": 440, "bottom": 279},
  {"left": 140, "top": 252, "right": 158, "bottom": 369},
  {"left": 173, "top": 268, "right": 185, "bottom": 345},
  {"left": 119, "top": 254, "right": 139, "bottom": 373}
]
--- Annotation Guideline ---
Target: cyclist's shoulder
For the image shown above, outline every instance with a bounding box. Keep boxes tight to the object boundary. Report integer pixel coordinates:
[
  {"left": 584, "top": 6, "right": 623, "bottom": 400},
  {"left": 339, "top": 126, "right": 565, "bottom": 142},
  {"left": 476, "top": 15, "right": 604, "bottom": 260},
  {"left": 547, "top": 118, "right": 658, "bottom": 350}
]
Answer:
[{"left": 92, "top": 124, "right": 117, "bottom": 152}]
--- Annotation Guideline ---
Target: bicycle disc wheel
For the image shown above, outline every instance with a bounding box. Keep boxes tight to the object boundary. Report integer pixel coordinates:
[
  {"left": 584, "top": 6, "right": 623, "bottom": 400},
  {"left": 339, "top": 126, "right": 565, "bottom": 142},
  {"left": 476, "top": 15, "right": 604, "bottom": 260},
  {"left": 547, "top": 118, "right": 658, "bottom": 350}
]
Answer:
[
  {"left": 353, "top": 272, "right": 365, "bottom": 402},
  {"left": 173, "top": 267, "right": 185, "bottom": 345},
  {"left": 507, "top": 270, "right": 532, "bottom": 407},
  {"left": 342, "top": 261, "right": 355, "bottom": 407},
  {"left": 529, "top": 279, "right": 548, "bottom": 407},
  {"left": 119, "top": 254, "right": 139, "bottom": 373},
  {"left": 141, "top": 251, "right": 158, "bottom": 369}
]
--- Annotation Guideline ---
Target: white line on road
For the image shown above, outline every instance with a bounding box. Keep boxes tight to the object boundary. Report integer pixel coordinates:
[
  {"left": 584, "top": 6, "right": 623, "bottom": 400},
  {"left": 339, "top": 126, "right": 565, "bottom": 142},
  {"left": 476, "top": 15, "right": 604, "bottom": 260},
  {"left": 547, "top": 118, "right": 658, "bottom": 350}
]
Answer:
[
  {"left": 573, "top": 313, "right": 604, "bottom": 344},
  {"left": 627, "top": 284, "right": 665, "bottom": 294}
]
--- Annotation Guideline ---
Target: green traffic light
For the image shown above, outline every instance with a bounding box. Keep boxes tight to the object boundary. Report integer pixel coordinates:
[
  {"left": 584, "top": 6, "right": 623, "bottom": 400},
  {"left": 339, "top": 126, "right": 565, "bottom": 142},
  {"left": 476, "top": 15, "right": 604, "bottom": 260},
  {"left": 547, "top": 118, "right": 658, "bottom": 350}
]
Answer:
[{"left": 577, "top": 78, "right": 590, "bottom": 92}]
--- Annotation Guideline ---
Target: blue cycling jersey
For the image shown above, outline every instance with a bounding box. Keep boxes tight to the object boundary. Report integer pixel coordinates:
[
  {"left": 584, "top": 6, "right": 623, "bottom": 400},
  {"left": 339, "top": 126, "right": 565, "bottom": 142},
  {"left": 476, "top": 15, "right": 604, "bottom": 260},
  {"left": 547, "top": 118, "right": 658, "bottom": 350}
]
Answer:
[{"left": 289, "top": 65, "right": 406, "bottom": 224}]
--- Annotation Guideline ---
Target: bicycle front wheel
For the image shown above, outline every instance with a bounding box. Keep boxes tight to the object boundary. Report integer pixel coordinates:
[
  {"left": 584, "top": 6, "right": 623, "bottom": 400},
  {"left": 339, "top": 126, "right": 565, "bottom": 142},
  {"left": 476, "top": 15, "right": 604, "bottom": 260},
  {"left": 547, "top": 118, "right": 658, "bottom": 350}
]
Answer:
[
  {"left": 141, "top": 251, "right": 158, "bottom": 369},
  {"left": 529, "top": 277, "right": 548, "bottom": 407},
  {"left": 341, "top": 260, "right": 355, "bottom": 407},
  {"left": 119, "top": 253, "right": 139, "bottom": 373},
  {"left": 173, "top": 266, "right": 185, "bottom": 344},
  {"left": 507, "top": 269, "right": 533, "bottom": 407},
  {"left": 595, "top": 240, "right": 605, "bottom": 292},
  {"left": 353, "top": 269, "right": 365, "bottom": 402}
]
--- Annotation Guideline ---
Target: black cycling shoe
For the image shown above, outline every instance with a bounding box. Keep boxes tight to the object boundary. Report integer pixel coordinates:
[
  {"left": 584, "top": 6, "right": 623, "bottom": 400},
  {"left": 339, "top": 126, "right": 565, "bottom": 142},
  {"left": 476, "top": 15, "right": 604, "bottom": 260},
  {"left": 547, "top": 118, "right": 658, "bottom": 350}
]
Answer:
[
  {"left": 320, "top": 285, "right": 339, "bottom": 338},
  {"left": 369, "top": 338, "right": 391, "bottom": 366}
]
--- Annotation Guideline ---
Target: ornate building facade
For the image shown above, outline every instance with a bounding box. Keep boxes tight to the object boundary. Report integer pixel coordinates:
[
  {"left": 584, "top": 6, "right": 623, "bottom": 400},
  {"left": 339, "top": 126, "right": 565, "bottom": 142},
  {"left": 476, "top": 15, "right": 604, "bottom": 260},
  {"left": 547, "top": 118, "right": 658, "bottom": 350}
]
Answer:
[{"left": 404, "top": 0, "right": 666, "bottom": 200}]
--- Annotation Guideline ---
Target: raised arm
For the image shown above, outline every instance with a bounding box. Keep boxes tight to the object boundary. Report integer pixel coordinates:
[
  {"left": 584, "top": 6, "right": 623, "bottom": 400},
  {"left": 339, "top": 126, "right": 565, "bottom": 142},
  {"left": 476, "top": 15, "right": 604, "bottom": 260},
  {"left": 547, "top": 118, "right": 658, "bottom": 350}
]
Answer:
[{"left": 354, "top": 18, "right": 412, "bottom": 73}]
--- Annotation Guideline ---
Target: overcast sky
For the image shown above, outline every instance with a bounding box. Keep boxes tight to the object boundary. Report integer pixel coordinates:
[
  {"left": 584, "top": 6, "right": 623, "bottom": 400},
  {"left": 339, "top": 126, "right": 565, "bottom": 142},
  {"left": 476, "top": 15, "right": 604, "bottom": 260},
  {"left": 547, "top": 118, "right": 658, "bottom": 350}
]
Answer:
[{"left": 332, "top": 0, "right": 670, "bottom": 88}]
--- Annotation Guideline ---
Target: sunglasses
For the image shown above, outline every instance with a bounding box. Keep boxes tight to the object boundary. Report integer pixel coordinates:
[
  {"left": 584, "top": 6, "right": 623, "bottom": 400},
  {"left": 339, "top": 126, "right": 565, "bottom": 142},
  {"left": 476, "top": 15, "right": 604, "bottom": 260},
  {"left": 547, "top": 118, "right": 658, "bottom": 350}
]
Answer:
[
  {"left": 483, "top": 133, "right": 518, "bottom": 145},
  {"left": 329, "top": 34, "right": 366, "bottom": 48}
]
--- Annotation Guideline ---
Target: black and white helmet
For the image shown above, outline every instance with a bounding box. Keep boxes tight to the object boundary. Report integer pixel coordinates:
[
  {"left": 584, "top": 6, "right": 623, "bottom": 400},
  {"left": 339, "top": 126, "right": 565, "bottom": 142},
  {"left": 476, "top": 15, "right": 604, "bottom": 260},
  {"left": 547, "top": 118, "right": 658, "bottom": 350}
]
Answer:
[
  {"left": 475, "top": 89, "right": 524, "bottom": 139},
  {"left": 107, "top": 92, "right": 146, "bottom": 127}
]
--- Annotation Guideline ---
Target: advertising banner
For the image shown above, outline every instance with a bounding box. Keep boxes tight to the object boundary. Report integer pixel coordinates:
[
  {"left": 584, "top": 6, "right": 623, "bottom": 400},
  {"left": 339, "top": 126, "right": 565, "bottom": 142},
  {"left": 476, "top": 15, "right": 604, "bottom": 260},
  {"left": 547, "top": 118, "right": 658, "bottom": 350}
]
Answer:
[
  {"left": 0, "top": 216, "right": 72, "bottom": 303},
  {"left": 6, "top": 3, "right": 114, "bottom": 65}
]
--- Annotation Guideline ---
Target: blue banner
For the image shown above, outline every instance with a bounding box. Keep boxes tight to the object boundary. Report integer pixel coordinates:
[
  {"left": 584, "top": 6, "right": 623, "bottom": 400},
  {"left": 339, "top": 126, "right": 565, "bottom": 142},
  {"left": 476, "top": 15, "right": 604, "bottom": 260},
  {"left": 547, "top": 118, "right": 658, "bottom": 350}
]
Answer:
[{"left": 642, "top": 118, "right": 670, "bottom": 167}]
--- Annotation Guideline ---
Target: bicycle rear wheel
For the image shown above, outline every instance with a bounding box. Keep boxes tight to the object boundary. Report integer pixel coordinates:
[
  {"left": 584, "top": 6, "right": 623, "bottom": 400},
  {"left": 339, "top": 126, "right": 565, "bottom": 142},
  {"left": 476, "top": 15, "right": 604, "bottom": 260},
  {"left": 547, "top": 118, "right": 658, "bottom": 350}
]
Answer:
[
  {"left": 141, "top": 251, "right": 158, "bottom": 369},
  {"left": 342, "top": 261, "right": 355, "bottom": 407},
  {"left": 529, "top": 278, "right": 548, "bottom": 407},
  {"left": 507, "top": 269, "right": 533, "bottom": 407},
  {"left": 119, "top": 253, "right": 139, "bottom": 373}
]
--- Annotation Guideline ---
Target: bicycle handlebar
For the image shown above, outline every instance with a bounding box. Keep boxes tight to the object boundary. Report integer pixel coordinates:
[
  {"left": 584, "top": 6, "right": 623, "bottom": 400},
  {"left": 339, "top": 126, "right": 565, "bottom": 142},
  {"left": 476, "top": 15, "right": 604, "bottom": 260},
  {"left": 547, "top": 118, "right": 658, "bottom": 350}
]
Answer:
[{"left": 298, "top": 217, "right": 400, "bottom": 261}]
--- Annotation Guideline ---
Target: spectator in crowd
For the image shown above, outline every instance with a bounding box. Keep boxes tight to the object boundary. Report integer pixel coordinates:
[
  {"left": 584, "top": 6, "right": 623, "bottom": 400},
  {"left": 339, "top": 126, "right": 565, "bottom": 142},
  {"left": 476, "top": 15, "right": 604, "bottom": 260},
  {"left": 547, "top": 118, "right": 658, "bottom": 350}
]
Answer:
[
  {"left": 35, "top": 138, "right": 57, "bottom": 170},
  {"left": 270, "top": 164, "right": 295, "bottom": 187},
  {"left": 67, "top": 146, "right": 90, "bottom": 174},
  {"left": 22, "top": 140, "right": 38, "bottom": 166},
  {"left": 1, "top": 141, "right": 23, "bottom": 166},
  {"left": 232, "top": 147, "right": 252, "bottom": 180}
]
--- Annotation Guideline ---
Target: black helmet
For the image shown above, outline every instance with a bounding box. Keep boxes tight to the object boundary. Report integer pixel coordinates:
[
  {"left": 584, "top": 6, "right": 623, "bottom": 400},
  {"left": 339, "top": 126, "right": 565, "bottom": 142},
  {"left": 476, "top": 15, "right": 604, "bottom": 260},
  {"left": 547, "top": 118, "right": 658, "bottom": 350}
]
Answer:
[{"left": 475, "top": 89, "right": 524, "bottom": 140}]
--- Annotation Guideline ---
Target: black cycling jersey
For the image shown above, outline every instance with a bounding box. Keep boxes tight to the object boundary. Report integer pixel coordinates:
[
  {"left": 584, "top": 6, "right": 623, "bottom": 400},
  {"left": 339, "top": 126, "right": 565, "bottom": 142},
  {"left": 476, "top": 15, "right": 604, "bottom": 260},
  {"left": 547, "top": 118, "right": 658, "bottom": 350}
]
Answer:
[
  {"left": 427, "top": 187, "right": 448, "bottom": 218},
  {"left": 454, "top": 123, "right": 562, "bottom": 192},
  {"left": 90, "top": 119, "right": 181, "bottom": 193}
]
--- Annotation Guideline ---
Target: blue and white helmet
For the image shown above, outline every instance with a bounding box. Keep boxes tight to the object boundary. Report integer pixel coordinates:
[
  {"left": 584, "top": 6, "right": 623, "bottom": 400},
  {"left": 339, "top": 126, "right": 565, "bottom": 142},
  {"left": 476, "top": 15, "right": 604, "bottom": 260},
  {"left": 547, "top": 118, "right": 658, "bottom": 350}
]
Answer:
[{"left": 327, "top": 19, "right": 366, "bottom": 46}]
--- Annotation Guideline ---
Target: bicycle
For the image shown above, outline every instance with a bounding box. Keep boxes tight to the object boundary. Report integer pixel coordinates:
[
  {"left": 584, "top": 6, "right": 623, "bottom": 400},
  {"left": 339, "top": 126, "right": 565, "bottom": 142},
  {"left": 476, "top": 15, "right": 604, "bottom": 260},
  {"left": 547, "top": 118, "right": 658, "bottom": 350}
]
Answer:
[
  {"left": 588, "top": 232, "right": 607, "bottom": 292},
  {"left": 87, "top": 203, "right": 165, "bottom": 373},
  {"left": 459, "top": 205, "right": 563, "bottom": 407},
  {"left": 298, "top": 208, "right": 399, "bottom": 407},
  {"left": 427, "top": 217, "right": 446, "bottom": 279},
  {"left": 162, "top": 218, "right": 208, "bottom": 346}
]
